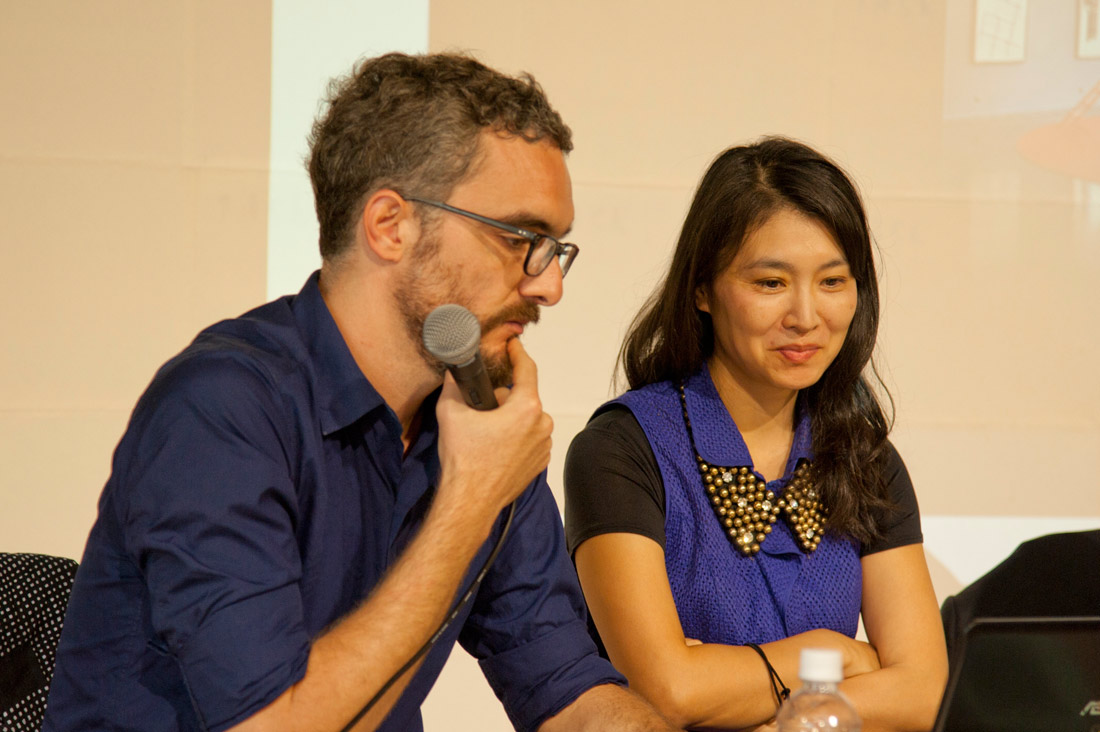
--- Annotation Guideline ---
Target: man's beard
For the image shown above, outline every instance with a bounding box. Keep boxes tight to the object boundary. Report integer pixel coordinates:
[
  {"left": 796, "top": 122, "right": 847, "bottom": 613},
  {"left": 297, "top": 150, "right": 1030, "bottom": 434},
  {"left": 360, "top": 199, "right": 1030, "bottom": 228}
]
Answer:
[{"left": 396, "top": 235, "right": 540, "bottom": 388}]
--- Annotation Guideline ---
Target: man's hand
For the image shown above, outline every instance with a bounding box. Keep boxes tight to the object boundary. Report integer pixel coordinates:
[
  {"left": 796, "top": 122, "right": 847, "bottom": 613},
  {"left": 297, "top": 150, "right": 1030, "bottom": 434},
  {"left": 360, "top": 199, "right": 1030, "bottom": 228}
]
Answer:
[
  {"left": 228, "top": 339, "right": 556, "bottom": 732},
  {"left": 434, "top": 338, "right": 553, "bottom": 523}
]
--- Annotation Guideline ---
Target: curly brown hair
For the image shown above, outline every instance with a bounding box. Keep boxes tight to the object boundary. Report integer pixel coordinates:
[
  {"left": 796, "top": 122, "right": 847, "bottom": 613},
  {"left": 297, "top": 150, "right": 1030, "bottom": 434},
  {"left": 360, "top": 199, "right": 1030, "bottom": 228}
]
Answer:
[{"left": 307, "top": 52, "right": 572, "bottom": 259}]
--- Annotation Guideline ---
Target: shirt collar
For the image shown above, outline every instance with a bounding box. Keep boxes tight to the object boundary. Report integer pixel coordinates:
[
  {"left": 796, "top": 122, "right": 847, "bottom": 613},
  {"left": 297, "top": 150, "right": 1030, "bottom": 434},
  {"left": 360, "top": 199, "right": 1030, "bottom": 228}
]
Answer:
[
  {"left": 682, "top": 365, "right": 813, "bottom": 480},
  {"left": 291, "top": 271, "right": 387, "bottom": 436}
]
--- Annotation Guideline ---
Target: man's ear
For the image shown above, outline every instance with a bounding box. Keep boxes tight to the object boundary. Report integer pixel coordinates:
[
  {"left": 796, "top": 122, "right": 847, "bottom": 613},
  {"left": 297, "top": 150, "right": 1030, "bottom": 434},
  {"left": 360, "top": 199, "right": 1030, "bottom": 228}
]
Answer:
[
  {"left": 359, "top": 190, "right": 420, "bottom": 263},
  {"left": 694, "top": 284, "right": 711, "bottom": 314}
]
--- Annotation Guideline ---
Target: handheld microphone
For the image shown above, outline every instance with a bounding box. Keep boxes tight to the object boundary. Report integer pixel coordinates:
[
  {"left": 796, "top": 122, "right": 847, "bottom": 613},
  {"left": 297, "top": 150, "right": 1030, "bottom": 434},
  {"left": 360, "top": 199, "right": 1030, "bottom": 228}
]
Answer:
[
  {"left": 340, "top": 306, "right": 515, "bottom": 732},
  {"left": 422, "top": 304, "right": 498, "bottom": 410}
]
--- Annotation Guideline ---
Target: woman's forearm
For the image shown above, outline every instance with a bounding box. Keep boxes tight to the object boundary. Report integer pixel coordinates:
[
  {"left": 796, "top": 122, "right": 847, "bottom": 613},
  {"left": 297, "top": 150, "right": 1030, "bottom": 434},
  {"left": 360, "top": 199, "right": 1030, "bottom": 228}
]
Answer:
[{"left": 839, "top": 661, "right": 946, "bottom": 732}]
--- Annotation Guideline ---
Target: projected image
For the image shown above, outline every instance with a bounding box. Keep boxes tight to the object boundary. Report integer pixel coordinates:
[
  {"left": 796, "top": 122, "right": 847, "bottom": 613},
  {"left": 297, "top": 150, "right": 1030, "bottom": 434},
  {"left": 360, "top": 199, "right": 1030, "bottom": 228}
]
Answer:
[
  {"left": 974, "top": 0, "right": 1028, "bottom": 63},
  {"left": 1018, "top": 80, "right": 1100, "bottom": 183},
  {"left": 944, "top": 2, "right": 1100, "bottom": 184},
  {"left": 1080, "top": 0, "right": 1100, "bottom": 58}
]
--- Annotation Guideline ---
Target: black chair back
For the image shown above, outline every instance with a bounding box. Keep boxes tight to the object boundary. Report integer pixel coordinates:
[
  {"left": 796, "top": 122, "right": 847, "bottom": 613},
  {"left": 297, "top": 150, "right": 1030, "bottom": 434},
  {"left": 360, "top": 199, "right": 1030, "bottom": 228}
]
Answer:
[
  {"left": 940, "top": 529, "right": 1100, "bottom": 661},
  {"left": 0, "top": 553, "right": 79, "bottom": 732}
]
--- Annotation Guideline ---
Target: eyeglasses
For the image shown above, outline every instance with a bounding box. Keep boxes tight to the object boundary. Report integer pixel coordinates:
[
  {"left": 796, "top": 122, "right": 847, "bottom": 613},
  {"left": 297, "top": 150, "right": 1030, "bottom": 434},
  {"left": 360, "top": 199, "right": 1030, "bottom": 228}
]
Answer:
[{"left": 406, "top": 197, "right": 579, "bottom": 278}]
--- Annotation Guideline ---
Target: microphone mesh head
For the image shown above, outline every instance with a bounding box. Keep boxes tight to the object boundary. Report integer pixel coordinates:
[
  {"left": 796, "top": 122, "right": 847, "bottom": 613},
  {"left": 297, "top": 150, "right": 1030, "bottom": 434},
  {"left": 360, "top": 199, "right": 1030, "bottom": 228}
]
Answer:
[{"left": 422, "top": 304, "right": 481, "bottom": 366}]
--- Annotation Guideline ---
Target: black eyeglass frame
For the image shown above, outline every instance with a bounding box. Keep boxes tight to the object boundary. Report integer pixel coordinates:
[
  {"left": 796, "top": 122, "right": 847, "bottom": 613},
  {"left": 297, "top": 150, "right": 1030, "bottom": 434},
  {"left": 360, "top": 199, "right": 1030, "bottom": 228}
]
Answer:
[{"left": 405, "top": 197, "right": 579, "bottom": 277}]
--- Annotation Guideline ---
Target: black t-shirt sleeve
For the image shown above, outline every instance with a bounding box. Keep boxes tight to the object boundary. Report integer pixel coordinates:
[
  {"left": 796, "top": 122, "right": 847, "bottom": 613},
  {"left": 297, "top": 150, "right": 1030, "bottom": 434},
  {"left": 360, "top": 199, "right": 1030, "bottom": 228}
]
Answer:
[
  {"left": 563, "top": 405, "right": 667, "bottom": 556},
  {"left": 860, "top": 441, "right": 924, "bottom": 556},
  {"left": 563, "top": 406, "right": 923, "bottom": 559}
]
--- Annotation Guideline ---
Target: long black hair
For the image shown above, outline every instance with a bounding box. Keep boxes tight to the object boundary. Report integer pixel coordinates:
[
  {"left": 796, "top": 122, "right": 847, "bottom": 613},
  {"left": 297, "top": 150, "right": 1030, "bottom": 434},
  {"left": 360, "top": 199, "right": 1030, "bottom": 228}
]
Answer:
[{"left": 619, "top": 137, "right": 893, "bottom": 542}]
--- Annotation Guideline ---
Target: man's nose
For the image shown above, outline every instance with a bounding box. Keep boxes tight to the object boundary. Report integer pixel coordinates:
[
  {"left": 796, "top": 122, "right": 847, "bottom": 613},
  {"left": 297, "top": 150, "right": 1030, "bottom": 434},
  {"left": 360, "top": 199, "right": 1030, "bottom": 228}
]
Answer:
[{"left": 518, "top": 259, "right": 564, "bottom": 306}]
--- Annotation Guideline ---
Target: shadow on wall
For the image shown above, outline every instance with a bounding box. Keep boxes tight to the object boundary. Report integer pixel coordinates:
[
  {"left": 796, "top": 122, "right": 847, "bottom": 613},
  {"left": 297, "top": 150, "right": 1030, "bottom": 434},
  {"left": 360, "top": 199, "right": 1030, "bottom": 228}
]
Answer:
[{"left": 926, "top": 551, "right": 963, "bottom": 608}]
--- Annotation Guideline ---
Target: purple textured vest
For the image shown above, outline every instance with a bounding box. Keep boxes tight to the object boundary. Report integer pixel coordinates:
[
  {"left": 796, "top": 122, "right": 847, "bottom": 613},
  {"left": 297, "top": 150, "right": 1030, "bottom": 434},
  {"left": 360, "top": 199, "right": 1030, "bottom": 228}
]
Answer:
[{"left": 616, "top": 367, "right": 862, "bottom": 645}]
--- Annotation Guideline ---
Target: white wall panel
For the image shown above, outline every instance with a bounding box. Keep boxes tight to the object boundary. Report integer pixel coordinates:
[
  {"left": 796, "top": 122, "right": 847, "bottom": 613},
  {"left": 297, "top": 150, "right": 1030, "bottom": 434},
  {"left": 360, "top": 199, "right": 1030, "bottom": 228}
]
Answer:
[{"left": 268, "top": 0, "right": 429, "bottom": 297}]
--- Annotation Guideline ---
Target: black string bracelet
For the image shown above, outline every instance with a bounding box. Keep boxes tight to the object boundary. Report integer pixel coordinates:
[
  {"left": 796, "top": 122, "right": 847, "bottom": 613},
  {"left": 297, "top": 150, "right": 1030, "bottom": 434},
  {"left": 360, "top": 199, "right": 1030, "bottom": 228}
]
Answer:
[{"left": 746, "top": 643, "right": 791, "bottom": 708}]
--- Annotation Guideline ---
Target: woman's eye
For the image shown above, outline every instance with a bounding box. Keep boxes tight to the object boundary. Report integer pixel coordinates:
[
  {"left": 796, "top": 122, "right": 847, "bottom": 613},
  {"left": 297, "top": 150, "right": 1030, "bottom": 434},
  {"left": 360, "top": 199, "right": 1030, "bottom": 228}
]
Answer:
[
  {"left": 822, "top": 276, "right": 848, "bottom": 288},
  {"left": 757, "top": 278, "right": 784, "bottom": 290}
]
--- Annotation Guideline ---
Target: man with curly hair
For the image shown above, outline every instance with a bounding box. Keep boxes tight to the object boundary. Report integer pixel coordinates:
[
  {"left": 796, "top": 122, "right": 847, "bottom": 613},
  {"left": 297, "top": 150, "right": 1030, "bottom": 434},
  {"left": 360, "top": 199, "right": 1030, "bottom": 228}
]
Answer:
[{"left": 45, "top": 53, "right": 679, "bottom": 732}]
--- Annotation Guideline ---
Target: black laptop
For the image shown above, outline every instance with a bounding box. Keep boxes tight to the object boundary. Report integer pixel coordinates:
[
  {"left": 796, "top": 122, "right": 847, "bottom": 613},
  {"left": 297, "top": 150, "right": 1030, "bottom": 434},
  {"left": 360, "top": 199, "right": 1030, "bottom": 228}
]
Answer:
[{"left": 933, "top": 617, "right": 1100, "bottom": 732}]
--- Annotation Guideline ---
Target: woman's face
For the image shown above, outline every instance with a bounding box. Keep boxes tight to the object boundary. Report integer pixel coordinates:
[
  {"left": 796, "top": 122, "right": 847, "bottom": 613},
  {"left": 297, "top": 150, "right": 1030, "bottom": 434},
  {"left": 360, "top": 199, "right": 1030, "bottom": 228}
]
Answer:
[{"left": 696, "top": 208, "right": 858, "bottom": 401}]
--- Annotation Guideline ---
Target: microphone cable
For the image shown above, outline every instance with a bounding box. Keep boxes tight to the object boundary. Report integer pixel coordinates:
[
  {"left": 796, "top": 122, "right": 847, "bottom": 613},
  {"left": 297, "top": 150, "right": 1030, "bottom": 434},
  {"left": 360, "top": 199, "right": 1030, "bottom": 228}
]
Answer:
[
  {"left": 338, "top": 499, "right": 517, "bottom": 732},
  {"left": 339, "top": 303, "right": 518, "bottom": 729}
]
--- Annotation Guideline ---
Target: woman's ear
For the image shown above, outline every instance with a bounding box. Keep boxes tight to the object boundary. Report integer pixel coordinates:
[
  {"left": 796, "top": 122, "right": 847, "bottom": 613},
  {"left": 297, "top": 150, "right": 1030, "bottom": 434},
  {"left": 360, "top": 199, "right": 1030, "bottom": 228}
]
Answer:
[
  {"left": 359, "top": 190, "right": 419, "bottom": 263},
  {"left": 694, "top": 284, "right": 711, "bottom": 314}
]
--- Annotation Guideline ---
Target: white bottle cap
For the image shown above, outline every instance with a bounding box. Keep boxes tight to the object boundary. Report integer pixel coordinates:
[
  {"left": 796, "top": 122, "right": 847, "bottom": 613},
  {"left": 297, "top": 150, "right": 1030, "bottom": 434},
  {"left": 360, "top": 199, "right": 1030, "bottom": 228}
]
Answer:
[{"left": 799, "top": 648, "right": 843, "bottom": 683}]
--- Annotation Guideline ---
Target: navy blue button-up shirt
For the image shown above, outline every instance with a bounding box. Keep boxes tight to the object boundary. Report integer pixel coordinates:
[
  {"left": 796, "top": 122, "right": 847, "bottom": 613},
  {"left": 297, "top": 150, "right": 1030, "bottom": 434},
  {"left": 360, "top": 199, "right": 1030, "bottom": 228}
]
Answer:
[{"left": 44, "top": 272, "right": 622, "bottom": 732}]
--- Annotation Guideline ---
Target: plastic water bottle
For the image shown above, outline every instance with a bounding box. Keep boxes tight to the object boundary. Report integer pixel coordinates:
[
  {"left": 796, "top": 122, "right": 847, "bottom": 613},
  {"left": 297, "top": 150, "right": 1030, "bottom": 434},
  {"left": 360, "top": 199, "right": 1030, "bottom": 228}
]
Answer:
[{"left": 776, "top": 648, "right": 862, "bottom": 731}]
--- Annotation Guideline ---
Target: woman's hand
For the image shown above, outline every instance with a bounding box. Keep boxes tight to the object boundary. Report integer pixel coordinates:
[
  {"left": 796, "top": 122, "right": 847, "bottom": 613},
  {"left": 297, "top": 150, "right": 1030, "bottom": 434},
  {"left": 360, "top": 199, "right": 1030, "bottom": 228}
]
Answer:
[
  {"left": 788, "top": 628, "right": 881, "bottom": 678},
  {"left": 841, "top": 637, "right": 882, "bottom": 678},
  {"left": 575, "top": 533, "right": 802, "bottom": 729}
]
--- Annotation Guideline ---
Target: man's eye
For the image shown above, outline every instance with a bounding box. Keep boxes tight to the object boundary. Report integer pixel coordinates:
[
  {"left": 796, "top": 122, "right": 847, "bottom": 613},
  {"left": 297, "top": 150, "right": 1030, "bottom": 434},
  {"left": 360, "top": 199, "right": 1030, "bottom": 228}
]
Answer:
[{"left": 502, "top": 236, "right": 530, "bottom": 250}]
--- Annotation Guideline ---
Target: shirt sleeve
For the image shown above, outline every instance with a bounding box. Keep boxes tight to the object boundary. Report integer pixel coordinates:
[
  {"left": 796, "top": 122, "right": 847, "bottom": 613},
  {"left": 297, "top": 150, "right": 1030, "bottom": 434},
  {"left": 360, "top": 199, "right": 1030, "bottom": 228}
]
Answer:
[
  {"left": 860, "top": 440, "right": 924, "bottom": 556},
  {"left": 456, "top": 475, "right": 626, "bottom": 732},
  {"left": 563, "top": 405, "right": 667, "bottom": 556},
  {"left": 118, "top": 349, "right": 310, "bottom": 731}
]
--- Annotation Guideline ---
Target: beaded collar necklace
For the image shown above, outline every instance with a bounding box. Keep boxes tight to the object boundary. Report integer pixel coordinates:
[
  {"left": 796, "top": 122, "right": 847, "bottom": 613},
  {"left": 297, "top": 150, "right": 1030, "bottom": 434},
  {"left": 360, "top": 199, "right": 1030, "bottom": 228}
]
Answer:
[{"left": 677, "top": 382, "right": 827, "bottom": 556}]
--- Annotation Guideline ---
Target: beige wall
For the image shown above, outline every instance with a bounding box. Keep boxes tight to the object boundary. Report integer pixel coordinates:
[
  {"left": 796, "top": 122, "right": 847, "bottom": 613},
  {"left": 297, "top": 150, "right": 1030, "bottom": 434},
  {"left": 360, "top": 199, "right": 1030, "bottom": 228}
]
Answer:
[
  {"left": 422, "top": 5, "right": 1100, "bottom": 725},
  {"left": 429, "top": 0, "right": 1100, "bottom": 521},
  {"left": 0, "top": 1, "right": 272, "bottom": 560},
  {"left": 3, "top": 1, "right": 1098, "bottom": 729}
]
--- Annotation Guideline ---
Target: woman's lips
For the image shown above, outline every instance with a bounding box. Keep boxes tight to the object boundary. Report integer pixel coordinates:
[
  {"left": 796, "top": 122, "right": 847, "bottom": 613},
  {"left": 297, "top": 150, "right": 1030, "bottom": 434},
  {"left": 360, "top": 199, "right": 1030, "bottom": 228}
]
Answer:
[{"left": 777, "top": 346, "right": 820, "bottom": 364}]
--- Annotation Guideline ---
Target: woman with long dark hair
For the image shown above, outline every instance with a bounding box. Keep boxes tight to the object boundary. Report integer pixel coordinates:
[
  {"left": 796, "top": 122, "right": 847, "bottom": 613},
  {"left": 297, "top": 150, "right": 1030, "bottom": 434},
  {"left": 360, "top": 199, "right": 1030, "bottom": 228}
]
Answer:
[{"left": 564, "top": 138, "right": 947, "bottom": 731}]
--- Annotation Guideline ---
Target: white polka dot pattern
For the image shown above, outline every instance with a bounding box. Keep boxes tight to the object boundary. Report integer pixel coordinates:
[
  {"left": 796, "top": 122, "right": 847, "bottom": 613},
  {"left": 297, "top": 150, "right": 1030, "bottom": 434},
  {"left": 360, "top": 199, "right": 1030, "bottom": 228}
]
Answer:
[{"left": 0, "top": 554, "right": 78, "bottom": 732}]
